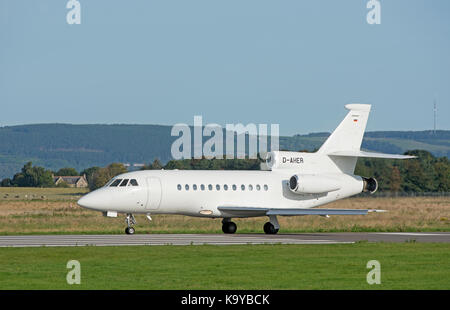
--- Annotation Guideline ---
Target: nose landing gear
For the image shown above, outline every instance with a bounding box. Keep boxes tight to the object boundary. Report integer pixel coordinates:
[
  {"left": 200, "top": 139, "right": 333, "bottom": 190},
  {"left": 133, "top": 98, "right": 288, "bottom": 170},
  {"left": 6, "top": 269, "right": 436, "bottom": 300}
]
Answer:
[{"left": 125, "top": 213, "right": 136, "bottom": 235}]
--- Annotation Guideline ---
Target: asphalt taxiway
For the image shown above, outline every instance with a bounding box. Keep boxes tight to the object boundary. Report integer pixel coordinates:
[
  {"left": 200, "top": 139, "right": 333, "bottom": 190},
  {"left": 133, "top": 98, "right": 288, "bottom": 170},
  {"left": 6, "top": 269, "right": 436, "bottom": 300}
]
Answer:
[{"left": 0, "top": 232, "right": 448, "bottom": 247}]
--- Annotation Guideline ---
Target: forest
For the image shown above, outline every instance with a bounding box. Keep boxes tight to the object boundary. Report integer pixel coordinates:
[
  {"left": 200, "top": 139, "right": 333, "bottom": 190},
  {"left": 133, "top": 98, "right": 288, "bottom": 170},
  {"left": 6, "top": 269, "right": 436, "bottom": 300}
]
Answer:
[
  {"left": 0, "top": 124, "right": 448, "bottom": 179},
  {"left": 1, "top": 150, "right": 448, "bottom": 193}
]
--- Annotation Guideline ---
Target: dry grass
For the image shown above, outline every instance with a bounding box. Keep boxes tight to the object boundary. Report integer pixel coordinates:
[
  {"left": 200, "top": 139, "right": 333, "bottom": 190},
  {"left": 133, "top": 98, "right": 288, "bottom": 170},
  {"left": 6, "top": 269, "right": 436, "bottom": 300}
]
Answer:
[
  {"left": 0, "top": 187, "right": 88, "bottom": 201},
  {"left": 0, "top": 190, "right": 448, "bottom": 234}
]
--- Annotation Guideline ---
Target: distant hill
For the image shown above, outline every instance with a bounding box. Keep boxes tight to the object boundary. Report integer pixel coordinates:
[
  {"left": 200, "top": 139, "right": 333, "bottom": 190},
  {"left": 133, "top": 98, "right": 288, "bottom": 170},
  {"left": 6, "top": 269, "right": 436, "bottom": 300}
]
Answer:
[
  {"left": 283, "top": 130, "right": 450, "bottom": 156},
  {"left": 0, "top": 124, "right": 448, "bottom": 179}
]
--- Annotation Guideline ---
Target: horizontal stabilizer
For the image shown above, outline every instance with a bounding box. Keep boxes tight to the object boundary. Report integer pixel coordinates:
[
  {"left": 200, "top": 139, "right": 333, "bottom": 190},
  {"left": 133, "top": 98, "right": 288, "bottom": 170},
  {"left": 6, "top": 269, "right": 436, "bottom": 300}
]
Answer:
[
  {"left": 328, "top": 150, "right": 416, "bottom": 159},
  {"left": 218, "top": 206, "right": 386, "bottom": 217}
]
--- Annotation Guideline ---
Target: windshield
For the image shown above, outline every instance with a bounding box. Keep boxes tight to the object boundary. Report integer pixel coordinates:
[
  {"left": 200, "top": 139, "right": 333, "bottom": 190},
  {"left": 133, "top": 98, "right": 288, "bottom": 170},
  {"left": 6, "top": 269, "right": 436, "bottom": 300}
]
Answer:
[
  {"left": 104, "top": 178, "right": 115, "bottom": 187},
  {"left": 108, "top": 178, "right": 139, "bottom": 187},
  {"left": 109, "top": 179, "right": 122, "bottom": 187}
]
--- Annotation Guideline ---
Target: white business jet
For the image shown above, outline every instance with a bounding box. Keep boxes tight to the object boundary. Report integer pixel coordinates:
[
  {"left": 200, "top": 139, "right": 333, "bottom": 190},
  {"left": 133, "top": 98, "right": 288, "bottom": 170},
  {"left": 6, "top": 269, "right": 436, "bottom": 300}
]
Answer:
[{"left": 77, "top": 104, "right": 414, "bottom": 235}]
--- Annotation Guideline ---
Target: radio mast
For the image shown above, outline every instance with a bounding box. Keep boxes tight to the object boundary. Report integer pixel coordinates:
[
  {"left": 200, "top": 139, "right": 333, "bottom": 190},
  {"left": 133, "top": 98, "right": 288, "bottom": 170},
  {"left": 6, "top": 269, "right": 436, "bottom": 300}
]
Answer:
[{"left": 433, "top": 99, "right": 437, "bottom": 134}]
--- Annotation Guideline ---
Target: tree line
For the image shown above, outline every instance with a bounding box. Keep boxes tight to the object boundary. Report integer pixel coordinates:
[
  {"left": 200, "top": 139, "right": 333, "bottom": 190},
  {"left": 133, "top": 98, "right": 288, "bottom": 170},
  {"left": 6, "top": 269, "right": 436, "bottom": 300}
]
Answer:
[
  {"left": 355, "top": 150, "right": 449, "bottom": 192},
  {"left": 0, "top": 162, "right": 128, "bottom": 191},
  {"left": 0, "top": 150, "right": 448, "bottom": 192},
  {"left": 1, "top": 124, "right": 449, "bottom": 180}
]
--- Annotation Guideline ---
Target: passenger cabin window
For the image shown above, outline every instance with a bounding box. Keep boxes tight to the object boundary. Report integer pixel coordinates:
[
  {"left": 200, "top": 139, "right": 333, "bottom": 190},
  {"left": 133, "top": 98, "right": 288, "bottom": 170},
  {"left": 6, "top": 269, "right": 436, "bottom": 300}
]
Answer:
[
  {"left": 110, "top": 179, "right": 122, "bottom": 187},
  {"left": 175, "top": 182, "right": 267, "bottom": 192},
  {"left": 120, "top": 179, "right": 129, "bottom": 187},
  {"left": 130, "top": 179, "right": 139, "bottom": 186}
]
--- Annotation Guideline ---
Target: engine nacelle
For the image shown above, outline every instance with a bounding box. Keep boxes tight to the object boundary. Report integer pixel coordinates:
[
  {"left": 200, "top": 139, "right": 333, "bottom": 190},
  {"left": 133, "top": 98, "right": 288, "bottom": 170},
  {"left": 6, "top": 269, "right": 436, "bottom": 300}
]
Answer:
[
  {"left": 289, "top": 174, "right": 341, "bottom": 194},
  {"left": 362, "top": 177, "right": 378, "bottom": 194}
]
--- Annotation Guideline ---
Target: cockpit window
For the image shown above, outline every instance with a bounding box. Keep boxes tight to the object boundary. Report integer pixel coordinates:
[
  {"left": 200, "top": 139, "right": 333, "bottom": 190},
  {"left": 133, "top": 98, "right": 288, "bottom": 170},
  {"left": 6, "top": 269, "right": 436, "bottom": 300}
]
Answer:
[
  {"left": 120, "top": 179, "right": 129, "bottom": 187},
  {"left": 110, "top": 179, "right": 122, "bottom": 187},
  {"left": 130, "top": 179, "right": 139, "bottom": 186},
  {"left": 104, "top": 179, "right": 114, "bottom": 187}
]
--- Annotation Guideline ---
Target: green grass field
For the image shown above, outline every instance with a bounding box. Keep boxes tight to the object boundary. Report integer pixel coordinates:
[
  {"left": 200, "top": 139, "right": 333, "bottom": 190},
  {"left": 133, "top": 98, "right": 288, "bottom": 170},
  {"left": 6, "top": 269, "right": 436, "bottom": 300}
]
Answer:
[
  {"left": 0, "top": 243, "right": 449, "bottom": 289},
  {"left": 1, "top": 189, "right": 448, "bottom": 290}
]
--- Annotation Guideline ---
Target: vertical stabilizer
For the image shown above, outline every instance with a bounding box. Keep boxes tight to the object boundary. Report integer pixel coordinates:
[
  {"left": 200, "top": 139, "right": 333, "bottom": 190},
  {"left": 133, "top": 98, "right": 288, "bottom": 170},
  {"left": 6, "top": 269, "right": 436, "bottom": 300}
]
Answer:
[
  {"left": 317, "top": 104, "right": 371, "bottom": 174},
  {"left": 318, "top": 104, "right": 371, "bottom": 155}
]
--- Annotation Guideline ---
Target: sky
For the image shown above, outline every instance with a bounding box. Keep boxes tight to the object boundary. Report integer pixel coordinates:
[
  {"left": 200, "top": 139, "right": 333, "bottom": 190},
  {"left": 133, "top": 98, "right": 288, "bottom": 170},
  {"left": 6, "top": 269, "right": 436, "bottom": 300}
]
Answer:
[{"left": 1, "top": 0, "right": 449, "bottom": 135}]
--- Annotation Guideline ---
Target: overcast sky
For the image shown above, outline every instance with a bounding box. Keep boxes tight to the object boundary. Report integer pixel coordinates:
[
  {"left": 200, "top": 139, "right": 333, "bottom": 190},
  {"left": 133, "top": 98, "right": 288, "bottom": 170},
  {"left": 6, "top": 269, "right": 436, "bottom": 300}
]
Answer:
[{"left": 1, "top": 0, "right": 449, "bottom": 135}]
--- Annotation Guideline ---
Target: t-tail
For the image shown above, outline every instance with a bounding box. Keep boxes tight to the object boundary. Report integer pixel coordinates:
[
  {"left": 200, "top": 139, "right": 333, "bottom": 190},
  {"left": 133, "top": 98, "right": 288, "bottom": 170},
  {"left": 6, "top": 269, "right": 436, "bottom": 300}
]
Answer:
[
  {"left": 317, "top": 104, "right": 415, "bottom": 174},
  {"left": 263, "top": 104, "right": 415, "bottom": 176}
]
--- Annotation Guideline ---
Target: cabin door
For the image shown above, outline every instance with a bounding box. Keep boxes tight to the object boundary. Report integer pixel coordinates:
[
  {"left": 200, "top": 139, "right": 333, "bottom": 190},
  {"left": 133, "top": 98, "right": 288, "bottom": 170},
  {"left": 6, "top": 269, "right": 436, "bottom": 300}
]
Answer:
[{"left": 145, "top": 177, "right": 162, "bottom": 210}]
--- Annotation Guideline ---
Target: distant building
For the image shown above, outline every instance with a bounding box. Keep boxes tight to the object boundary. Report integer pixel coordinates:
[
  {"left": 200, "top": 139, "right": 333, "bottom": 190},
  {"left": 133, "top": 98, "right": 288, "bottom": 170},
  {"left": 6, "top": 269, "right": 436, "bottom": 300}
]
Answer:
[{"left": 53, "top": 175, "right": 88, "bottom": 188}]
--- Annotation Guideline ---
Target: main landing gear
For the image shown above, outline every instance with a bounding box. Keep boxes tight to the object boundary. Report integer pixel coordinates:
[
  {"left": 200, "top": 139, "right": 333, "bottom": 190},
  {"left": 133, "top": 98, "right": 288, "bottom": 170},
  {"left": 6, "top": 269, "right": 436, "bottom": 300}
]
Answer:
[
  {"left": 222, "top": 218, "right": 237, "bottom": 234},
  {"left": 264, "top": 215, "right": 280, "bottom": 235},
  {"left": 125, "top": 213, "right": 136, "bottom": 235},
  {"left": 263, "top": 222, "right": 279, "bottom": 235},
  {"left": 221, "top": 215, "right": 280, "bottom": 235}
]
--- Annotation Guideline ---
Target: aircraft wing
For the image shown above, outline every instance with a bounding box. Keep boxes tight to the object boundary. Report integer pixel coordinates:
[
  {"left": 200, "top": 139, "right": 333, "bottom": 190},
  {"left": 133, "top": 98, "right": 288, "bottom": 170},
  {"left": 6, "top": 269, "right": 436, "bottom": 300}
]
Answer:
[
  {"left": 217, "top": 206, "right": 386, "bottom": 217},
  {"left": 217, "top": 207, "right": 269, "bottom": 217},
  {"left": 328, "top": 150, "right": 416, "bottom": 159}
]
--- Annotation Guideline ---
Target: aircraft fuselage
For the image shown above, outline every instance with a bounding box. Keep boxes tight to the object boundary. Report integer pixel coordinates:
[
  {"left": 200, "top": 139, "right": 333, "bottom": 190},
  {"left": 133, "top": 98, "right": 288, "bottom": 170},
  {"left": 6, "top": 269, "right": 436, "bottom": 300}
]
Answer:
[{"left": 78, "top": 169, "right": 364, "bottom": 218}]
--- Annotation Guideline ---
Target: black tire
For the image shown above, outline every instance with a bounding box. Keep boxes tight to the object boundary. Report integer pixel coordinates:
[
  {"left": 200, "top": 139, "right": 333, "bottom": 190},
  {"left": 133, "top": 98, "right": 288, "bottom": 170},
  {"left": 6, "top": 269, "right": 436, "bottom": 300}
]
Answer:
[
  {"left": 125, "top": 227, "right": 135, "bottom": 235},
  {"left": 222, "top": 221, "right": 237, "bottom": 234},
  {"left": 263, "top": 222, "right": 279, "bottom": 235}
]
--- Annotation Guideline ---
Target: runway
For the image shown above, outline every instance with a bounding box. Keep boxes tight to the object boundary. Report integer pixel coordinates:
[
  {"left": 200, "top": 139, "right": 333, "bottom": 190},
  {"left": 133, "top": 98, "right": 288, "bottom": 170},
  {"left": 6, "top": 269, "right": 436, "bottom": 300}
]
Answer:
[{"left": 0, "top": 232, "right": 449, "bottom": 247}]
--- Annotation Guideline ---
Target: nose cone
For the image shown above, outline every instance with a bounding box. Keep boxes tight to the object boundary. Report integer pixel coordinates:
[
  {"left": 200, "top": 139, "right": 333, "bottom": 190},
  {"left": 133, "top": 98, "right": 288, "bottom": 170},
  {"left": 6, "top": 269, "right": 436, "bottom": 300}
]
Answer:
[{"left": 78, "top": 191, "right": 104, "bottom": 211}]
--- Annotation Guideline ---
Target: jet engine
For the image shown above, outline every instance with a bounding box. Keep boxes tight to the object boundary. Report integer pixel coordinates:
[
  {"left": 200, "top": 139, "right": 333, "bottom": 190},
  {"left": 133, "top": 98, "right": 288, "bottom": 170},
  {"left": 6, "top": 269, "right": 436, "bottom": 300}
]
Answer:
[
  {"left": 362, "top": 177, "right": 378, "bottom": 194},
  {"left": 288, "top": 174, "right": 341, "bottom": 194}
]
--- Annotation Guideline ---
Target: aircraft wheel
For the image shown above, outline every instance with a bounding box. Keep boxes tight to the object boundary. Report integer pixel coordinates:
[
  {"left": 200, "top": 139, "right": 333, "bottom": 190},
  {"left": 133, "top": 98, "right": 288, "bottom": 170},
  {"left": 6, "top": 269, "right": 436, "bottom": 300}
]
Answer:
[
  {"left": 263, "top": 222, "right": 279, "bottom": 235},
  {"left": 222, "top": 221, "right": 237, "bottom": 234},
  {"left": 125, "top": 227, "right": 135, "bottom": 235}
]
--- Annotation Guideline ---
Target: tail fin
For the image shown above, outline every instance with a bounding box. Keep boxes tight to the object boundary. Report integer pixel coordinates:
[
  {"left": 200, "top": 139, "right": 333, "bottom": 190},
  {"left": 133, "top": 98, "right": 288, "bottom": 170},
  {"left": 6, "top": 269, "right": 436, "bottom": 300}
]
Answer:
[
  {"left": 318, "top": 104, "right": 415, "bottom": 174},
  {"left": 318, "top": 104, "right": 371, "bottom": 155},
  {"left": 317, "top": 104, "right": 370, "bottom": 174}
]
